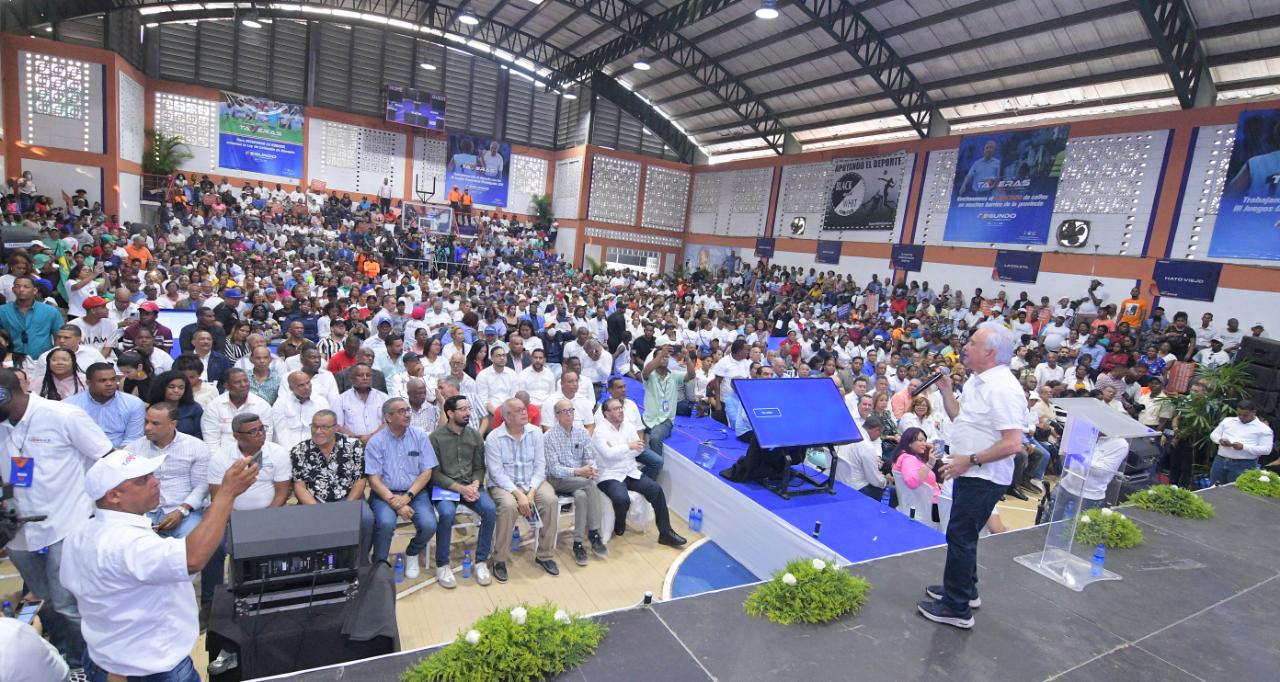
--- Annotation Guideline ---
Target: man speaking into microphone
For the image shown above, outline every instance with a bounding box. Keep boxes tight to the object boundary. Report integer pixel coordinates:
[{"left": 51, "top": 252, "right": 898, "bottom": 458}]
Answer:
[{"left": 918, "top": 321, "right": 1025, "bottom": 629}]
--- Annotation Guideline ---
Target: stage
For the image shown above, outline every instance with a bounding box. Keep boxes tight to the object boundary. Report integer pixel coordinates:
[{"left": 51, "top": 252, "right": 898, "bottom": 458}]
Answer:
[{"left": 267, "top": 485, "right": 1280, "bottom": 681}]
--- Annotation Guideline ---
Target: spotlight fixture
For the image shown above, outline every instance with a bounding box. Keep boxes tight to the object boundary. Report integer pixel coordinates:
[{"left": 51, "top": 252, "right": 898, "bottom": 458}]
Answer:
[
  {"left": 419, "top": 62, "right": 437, "bottom": 71},
  {"left": 755, "top": 0, "right": 779, "bottom": 20},
  {"left": 562, "top": 90, "right": 578, "bottom": 100},
  {"left": 241, "top": 9, "right": 262, "bottom": 29},
  {"left": 458, "top": 12, "right": 480, "bottom": 26},
  {"left": 633, "top": 58, "right": 651, "bottom": 71}
]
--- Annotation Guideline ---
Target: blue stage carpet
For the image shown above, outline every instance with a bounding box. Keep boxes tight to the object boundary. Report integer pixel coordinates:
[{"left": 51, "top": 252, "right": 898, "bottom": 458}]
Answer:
[
  {"left": 671, "top": 541, "right": 759, "bottom": 599},
  {"left": 624, "top": 377, "right": 945, "bottom": 565}
]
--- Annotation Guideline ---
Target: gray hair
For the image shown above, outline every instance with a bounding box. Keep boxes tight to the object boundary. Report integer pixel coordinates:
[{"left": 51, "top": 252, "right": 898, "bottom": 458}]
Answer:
[
  {"left": 406, "top": 377, "right": 427, "bottom": 390},
  {"left": 976, "top": 320, "right": 1018, "bottom": 365},
  {"left": 231, "top": 413, "right": 261, "bottom": 431},
  {"left": 311, "top": 409, "right": 338, "bottom": 425},
  {"left": 441, "top": 376, "right": 462, "bottom": 389},
  {"left": 382, "top": 397, "right": 408, "bottom": 416}
]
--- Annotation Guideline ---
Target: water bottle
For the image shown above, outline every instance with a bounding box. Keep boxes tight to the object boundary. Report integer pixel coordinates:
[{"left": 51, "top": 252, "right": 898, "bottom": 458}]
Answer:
[
  {"left": 1090, "top": 543, "right": 1106, "bottom": 578},
  {"left": 909, "top": 506, "right": 917, "bottom": 521},
  {"left": 695, "top": 508, "right": 704, "bottom": 532},
  {"left": 879, "top": 487, "right": 892, "bottom": 514},
  {"left": 462, "top": 550, "right": 473, "bottom": 579},
  {"left": 512, "top": 526, "right": 522, "bottom": 553},
  {"left": 2, "top": 601, "right": 13, "bottom": 618},
  {"left": 1064, "top": 498, "right": 1076, "bottom": 519},
  {"left": 394, "top": 554, "right": 405, "bottom": 583},
  {"left": 689, "top": 506, "right": 698, "bottom": 531}
]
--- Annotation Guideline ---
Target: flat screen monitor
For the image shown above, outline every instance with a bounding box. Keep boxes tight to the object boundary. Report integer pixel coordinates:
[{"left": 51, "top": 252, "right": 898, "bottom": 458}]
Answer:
[
  {"left": 386, "top": 86, "right": 446, "bottom": 131},
  {"left": 732, "top": 378, "right": 862, "bottom": 449}
]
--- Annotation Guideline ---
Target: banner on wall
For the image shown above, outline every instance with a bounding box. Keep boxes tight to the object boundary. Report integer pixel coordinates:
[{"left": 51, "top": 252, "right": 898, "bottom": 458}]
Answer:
[
  {"left": 891, "top": 244, "right": 925, "bottom": 272},
  {"left": 685, "top": 244, "right": 740, "bottom": 274},
  {"left": 754, "top": 238, "right": 776, "bottom": 259},
  {"left": 944, "top": 124, "right": 1070, "bottom": 245},
  {"left": 1151, "top": 259, "right": 1222, "bottom": 302},
  {"left": 815, "top": 240, "right": 841, "bottom": 265},
  {"left": 446, "top": 132, "right": 510, "bottom": 207},
  {"left": 402, "top": 202, "right": 453, "bottom": 235},
  {"left": 217, "top": 91, "right": 304, "bottom": 178},
  {"left": 1211, "top": 108, "right": 1280, "bottom": 260},
  {"left": 820, "top": 152, "right": 908, "bottom": 231},
  {"left": 993, "top": 250, "right": 1042, "bottom": 284}
]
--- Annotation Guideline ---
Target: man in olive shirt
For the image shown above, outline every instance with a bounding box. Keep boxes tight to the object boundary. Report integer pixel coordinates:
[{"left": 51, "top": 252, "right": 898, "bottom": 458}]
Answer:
[
  {"left": 642, "top": 344, "right": 694, "bottom": 454},
  {"left": 428, "top": 394, "right": 496, "bottom": 588}
]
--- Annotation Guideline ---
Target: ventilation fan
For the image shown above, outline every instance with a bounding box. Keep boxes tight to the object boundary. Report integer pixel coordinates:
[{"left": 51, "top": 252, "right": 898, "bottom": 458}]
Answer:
[
  {"left": 790, "top": 216, "right": 806, "bottom": 236},
  {"left": 1056, "top": 219, "right": 1090, "bottom": 248}
]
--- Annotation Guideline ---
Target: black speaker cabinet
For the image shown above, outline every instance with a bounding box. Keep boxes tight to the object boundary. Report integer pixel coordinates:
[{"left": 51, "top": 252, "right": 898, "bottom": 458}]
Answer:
[
  {"left": 1239, "top": 336, "right": 1280, "bottom": 369},
  {"left": 1242, "top": 363, "right": 1277, "bottom": 391}
]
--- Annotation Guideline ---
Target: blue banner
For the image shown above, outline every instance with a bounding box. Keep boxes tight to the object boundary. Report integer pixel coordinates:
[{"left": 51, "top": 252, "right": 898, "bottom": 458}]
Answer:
[
  {"left": 891, "top": 244, "right": 924, "bottom": 272},
  {"left": 944, "top": 125, "right": 1070, "bottom": 245},
  {"left": 1152, "top": 259, "right": 1222, "bottom": 302},
  {"left": 447, "top": 132, "right": 511, "bottom": 208},
  {"left": 993, "top": 250, "right": 1042, "bottom": 284},
  {"left": 815, "top": 240, "right": 841, "bottom": 265},
  {"left": 1211, "top": 108, "right": 1280, "bottom": 260},
  {"left": 754, "top": 237, "right": 775, "bottom": 258},
  {"left": 217, "top": 91, "right": 304, "bottom": 178}
]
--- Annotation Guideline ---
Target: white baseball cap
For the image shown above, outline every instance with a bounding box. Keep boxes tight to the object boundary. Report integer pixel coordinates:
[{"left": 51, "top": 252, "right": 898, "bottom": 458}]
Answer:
[{"left": 84, "top": 450, "right": 165, "bottom": 501}]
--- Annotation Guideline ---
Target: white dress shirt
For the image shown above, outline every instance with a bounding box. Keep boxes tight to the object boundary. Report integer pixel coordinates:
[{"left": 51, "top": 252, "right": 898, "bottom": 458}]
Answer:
[
  {"left": 1058, "top": 436, "right": 1129, "bottom": 500},
  {"left": 590, "top": 419, "right": 643, "bottom": 482},
  {"left": 270, "top": 392, "right": 330, "bottom": 450},
  {"left": 336, "top": 388, "right": 389, "bottom": 437},
  {"left": 476, "top": 365, "right": 519, "bottom": 413},
  {"left": 834, "top": 437, "right": 886, "bottom": 491},
  {"left": 594, "top": 397, "right": 643, "bottom": 435},
  {"left": 0, "top": 618, "right": 69, "bottom": 681},
  {"left": 200, "top": 392, "right": 273, "bottom": 454},
  {"left": 1210, "top": 416, "right": 1274, "bottom": 461},
  {"left": 61, "top": 510, "right": 197, "bottom": 676},
  {"left": 126, "top": 431, "right": 210, "bottom": 514},
  {"left": 519, "top": 365, "right": 558, "bottom": 406},
  {"left": 541, "top": 391, "right": 596, "bottom": 430},
  {"left": 307, "top": 370, "right": 341, "bottom": 408},
  {"left": 0, "top": 396, "right": 112, "bottom": 551},
  {"left": 208, "top": 442, "right": 292, "bottom": 510},
  {"left": 950, "top": 364, "right": 1027, "bottom": 487}
]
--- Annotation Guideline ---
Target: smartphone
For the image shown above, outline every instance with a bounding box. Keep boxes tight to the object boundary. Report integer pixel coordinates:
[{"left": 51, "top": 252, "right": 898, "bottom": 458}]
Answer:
[{"left": 17, "top": 600, "right": 43, "bottom": 625}]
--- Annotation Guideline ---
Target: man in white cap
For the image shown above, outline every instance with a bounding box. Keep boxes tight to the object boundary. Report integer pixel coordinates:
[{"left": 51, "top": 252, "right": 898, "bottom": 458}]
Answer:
[{"left": 60, "top": 448, "right": 258, "bottom": 681}]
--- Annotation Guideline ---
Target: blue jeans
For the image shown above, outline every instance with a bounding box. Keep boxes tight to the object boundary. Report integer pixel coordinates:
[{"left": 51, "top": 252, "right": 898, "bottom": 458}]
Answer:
[
  {"left": 434, "top": 491, "right": 497, "bottom": 566},
  {"left": 940, "top": 477, "right": 1006, "bottom": 615},
  {"left": 636, "top": 447, "right": 664, "bottom": 480},
  {"left": 8, "top": 540, "right": 85, "bottom": 667},
  {"left": 1210, "top": 456, "right": 1258, "bottom": 485},
  {"left": 146, "top": 508, "right": 204, "bottom": 538},
  {"left": 647, "top": 418, "right": 674, "bottom": 454},
  {"left": 1027, "top": 441, "right": 1052, "bottom": 480},
  {"left": 86, "top": 655, "right": 200, "bottom": 682},
  {"left": 370, "top": 493, "right": 437, "bottom": 562}
]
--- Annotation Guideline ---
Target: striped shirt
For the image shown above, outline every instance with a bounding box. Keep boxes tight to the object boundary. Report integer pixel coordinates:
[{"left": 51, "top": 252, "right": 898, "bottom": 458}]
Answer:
[
  {"left": 364, "top": 426, "right": 437, "bottom": 492},
  {"left": 543, "top": 423, "right": 593, "bottom": 479},
  {"left": 126, "top": 432, "right": 210, "bottom": 514},
  {"left": 484, "top": 423, "right": 546, "bottom": 492}
]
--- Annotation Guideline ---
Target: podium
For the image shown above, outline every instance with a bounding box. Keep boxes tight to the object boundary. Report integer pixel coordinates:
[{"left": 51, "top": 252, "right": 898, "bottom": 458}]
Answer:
[{"left": 1014, "top": 398, "right": 1156, "bottom": 591}]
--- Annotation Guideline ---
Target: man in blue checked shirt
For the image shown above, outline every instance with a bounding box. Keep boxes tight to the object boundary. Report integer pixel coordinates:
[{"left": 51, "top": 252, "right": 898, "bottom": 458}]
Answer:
[
  {"left": 365, "top": 397, "right": 438, "bottom": 577},
  {"left": 67, "top": 362, "right": 146, "bottom": 448}
]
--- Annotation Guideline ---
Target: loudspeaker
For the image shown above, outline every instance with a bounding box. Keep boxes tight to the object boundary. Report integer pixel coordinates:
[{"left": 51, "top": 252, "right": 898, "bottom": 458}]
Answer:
[
  {"left": 1242, "top": 363, "right": 1277, "bottom": 391},
  {"left": 1239, "top": 336, "right": 1280, "bottom": 369}
]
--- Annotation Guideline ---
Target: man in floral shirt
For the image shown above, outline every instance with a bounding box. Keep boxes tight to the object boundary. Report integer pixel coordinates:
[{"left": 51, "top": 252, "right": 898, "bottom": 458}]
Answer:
[{"left": 291, "top": 408, "right": 373, "bottom": 564}]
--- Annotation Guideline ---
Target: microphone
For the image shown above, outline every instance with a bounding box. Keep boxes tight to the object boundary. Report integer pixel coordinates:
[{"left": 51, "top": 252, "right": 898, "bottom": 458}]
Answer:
[{"left": 912, "top": 371, "right": 946, "bottom": 397}]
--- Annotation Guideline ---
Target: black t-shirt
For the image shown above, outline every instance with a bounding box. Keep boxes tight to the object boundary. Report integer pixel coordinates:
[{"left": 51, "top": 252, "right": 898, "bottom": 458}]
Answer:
[{"left": 1165, "top": 326, "right": 1195, "bottom": 359}]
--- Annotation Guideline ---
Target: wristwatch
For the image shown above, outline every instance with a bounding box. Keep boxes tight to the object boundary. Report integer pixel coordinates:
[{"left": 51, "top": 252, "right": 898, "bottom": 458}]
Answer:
[
  {"left": 178, "top": 505, "right": 192, "bottom": 518},
  {"left": 969, "top": 454, "right": 982, "bottom": 468}
]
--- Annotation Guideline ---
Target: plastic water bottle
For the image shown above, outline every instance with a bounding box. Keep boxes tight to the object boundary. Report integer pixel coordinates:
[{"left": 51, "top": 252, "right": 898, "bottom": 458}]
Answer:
[
  {"left": 1090, "top": 543, "right": 1106, "bottom": 578},
  {"left": 394, "top": 554, "right": 405, "bottom": 583},
  {"left": 512, "top": 526, "right": 522, "bottom": 553},
  {"left": 694, "top": 508, "right": 704, "bottom": 532},
  {"left": 2, "top": 601, "right": 13, "bottom": 618},
  {"left": 880, "top": 487, "right": 892, "bottom": 514},
  {"left": 1064, "top": 498, "right": 1076, "bottom": 519},
  {"left": 909, "top": 506, "right": 918, "bottom": 520},
  {"left": 462, "top": 550, "right": 473, "bottom": 579},
  {"left": 689, "top": 506, "right": 698, "bottom": 531}
]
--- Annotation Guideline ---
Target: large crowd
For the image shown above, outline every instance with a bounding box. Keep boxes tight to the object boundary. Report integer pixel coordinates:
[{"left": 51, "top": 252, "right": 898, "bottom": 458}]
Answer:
[{"left": 0, "top": 171, "right": 1275, "bottom": 678}]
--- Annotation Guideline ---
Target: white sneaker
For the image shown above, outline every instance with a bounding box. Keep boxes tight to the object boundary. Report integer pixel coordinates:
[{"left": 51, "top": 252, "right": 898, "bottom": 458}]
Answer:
[
  {"left": 436, "top": 565, "right": 457, "bottom": 589},
  {"left": 474, "top": 561, "right": 492, "bottom": 586},
  {"left": 405, "top": 555, "right": 421, "bottom": 580}
]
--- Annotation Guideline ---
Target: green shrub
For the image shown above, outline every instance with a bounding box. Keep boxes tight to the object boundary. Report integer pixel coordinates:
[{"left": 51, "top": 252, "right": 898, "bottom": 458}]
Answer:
[
  {"left": 743, "top": 558, "right": 871, "bottom": 625},
  {"left": 1128, "top": 485, "right": 1215, "bottom": 519},
  {"left": 1073, "top": 508, "right": 1145, "bottom": 549},
  {"left": 401, "top": 603, "right": 606, "bottom": 682},
  {"left": 1235, "top": 469, "right": 1280, "bottom": 498}
]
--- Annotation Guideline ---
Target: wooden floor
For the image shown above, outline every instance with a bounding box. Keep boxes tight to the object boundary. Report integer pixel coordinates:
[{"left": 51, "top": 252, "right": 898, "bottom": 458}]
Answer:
[{"left": 1, "top": 484, "right": 1045, "bottom": 677}]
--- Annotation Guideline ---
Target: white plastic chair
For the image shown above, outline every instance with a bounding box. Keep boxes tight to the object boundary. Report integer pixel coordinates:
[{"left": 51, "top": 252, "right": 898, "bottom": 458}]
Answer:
[{"left": 894, "top": 476, "right": 938, "bottom": 530}]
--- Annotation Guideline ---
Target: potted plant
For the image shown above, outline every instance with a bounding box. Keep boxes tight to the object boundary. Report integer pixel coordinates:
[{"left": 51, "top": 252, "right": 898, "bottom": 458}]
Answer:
[
  {"left": 1155, "top": 360, "right": 1250, "bottom": 474},
  {"left": 530, "top": 193, "right": 554, "bottom": 229},
  {"left": 143, "top": 129, "right": 194, "bottom": 176}
]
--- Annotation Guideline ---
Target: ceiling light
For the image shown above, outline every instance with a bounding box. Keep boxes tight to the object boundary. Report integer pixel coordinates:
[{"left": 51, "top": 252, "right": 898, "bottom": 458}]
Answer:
[
  {"left": 562, "top": 91, "right": 578, "bottom": 100},
  {"left": 633, "top": 58, "right": 651, "bottom": 71},
  {"left": 458, "top": 12, "right": 480, "bottom": 26},
  {"left": 419, "top": 62, "right": 437, "bottom": 71},
  {"left": 241, "top": 10, "right": 262, "bottom": 29},
  {"left": 755, "top": 0, "right": 779, "bottom": 20}
]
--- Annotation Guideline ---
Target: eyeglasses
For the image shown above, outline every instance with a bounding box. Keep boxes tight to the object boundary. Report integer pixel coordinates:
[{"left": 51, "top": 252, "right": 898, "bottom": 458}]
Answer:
[
  {"left": 392, "top": 407, "right": 412, "bottom": 415},
  {"left": 235, "top": 426, "right": 266, "bottom": 436},
  {"left": 312, "top": 423, "right": 337, "bottom": 430},
  {"left": 555, "top": 408, "right": 575, "bottom": 414}
]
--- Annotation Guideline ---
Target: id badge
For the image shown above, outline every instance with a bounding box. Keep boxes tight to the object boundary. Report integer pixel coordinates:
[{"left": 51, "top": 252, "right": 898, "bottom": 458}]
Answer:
[
  {"left": 662, "top": 400, "right": 670, "bottom": 413},
  {"left": 9, "top": 456, "right": 34, "bottom": 487}
]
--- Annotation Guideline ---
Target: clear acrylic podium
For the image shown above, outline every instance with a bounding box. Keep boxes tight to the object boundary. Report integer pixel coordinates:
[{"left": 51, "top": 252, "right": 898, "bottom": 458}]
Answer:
[{"left": 1014, "top": 398, "right": 1156, "bottom": 591}]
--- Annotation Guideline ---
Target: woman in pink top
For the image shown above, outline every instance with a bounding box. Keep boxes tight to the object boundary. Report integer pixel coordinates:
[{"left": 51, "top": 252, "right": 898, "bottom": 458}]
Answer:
[{"left": 891, "top": 427, "right": 941, "bottom": 503}]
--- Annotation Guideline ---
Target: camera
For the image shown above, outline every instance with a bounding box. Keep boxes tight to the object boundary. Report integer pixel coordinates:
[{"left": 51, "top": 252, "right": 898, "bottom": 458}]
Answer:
[{"left": 0, "top": 482, "right": 47, "bottom": 548}]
